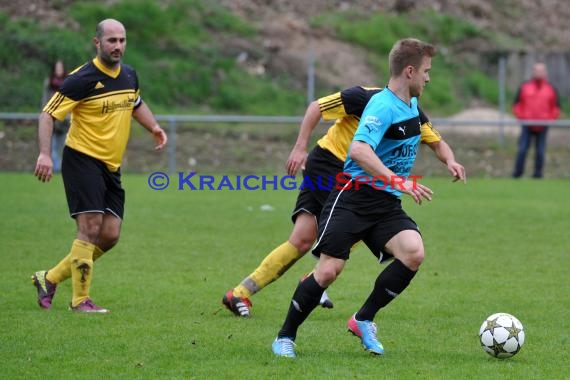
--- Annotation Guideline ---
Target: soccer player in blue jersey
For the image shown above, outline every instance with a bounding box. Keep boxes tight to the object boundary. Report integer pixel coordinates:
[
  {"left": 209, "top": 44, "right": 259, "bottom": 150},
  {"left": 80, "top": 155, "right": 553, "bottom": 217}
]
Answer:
[
  {"left": 222, "top": 87, "right": 449, "bottom": 317},
  {"left": 272, "top": 38, "right": 465, "bottom": 357},
  {"left": 32, "top": 19, "right": 167, "bottom": 313}
]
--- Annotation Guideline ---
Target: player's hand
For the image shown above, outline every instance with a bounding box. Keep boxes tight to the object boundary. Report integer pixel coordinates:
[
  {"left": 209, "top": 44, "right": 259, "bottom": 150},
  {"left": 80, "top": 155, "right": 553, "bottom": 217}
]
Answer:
[
  {"left": 447, "top": 161, "right": 466, "bottom": 183},
  {"left": 34, "top": 153, "right": 53, "bottom": 183},
  {"left": 151, "top": 126, "right": 167, "bottom": 150},
  {"left": 285, "top": 146, "right": 308, "bottom": 176},
  {"left": 401, "top": 180, "right": 433, "bottom": 205}
]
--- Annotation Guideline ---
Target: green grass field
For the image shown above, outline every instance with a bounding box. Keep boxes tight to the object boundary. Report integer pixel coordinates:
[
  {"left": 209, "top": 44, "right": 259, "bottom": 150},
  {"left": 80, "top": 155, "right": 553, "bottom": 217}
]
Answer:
[{"left": 1, "top": 172, "right": 568, "bottom": 379}]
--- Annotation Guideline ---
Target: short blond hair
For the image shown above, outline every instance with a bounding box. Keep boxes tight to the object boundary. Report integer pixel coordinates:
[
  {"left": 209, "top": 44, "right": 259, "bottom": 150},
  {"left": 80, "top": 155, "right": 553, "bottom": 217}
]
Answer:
[{"left": 389, "top": 38, "right": 436, "bottom": 76}]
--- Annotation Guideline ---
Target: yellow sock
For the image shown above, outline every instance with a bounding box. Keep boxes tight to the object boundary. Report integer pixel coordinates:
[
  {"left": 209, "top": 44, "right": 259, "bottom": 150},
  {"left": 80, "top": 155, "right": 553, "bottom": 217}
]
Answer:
[
  {"left": 233, "top": 241, "right": 303, "bottom": 298},
  {"left": 46, "top": 245, "right": 105, "bottom": 285},
  {"left": 92, "top": 246, "right": 105, "bottom": 261},
  {"left": 70, "top": 239, "right": 96, "bottom": 307},
  {"left": 46, "top": 253, "right": 72, "bottom": 284}
]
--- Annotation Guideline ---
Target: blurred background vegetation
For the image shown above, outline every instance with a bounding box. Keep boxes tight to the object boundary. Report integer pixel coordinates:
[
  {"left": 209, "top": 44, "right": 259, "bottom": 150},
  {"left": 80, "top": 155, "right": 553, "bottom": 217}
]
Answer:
[{"left": 1, "top": 0, "right": 569, "bottom": 116}]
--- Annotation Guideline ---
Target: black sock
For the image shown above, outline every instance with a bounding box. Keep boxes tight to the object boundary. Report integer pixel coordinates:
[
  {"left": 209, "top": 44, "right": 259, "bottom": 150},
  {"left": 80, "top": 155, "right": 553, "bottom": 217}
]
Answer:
[
  {"left": 356, "top": 259, "right": 417, "bottom": 321},
  {"left": 277, "top": 273, "right": 325, "bottom": 340}
]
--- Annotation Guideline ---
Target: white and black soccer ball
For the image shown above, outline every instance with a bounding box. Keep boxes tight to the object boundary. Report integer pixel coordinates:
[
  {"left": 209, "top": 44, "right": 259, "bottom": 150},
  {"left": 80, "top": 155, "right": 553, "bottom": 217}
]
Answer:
[{"left": 479, "top": 312, "right": 525, "bottom": 358}]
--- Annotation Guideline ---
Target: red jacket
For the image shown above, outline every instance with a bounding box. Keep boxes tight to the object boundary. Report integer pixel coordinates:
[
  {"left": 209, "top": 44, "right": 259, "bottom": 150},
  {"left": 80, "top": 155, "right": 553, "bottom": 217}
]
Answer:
[{"left": 512, "top": 78, "right": 560, "bottom": 132}]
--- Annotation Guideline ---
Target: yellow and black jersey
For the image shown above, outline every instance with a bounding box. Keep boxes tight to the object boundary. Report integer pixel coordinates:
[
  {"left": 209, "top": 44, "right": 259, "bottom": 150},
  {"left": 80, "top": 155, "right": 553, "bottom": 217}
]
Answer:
[
  {"left": 43, "top": 57, "right": 142, "bottom": 172},
  {"left": 316, "top": 86, "right": 441, "bottom": 162}
]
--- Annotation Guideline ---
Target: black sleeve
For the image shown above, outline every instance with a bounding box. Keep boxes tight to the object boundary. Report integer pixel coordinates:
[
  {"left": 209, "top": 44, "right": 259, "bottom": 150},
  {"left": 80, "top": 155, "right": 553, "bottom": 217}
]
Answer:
[
  {"left": 340, "top": 86, "right": 381, "bottom": 117},
  {"left": 59, "top": 63, "right": 92, "bottom": 101},
  {"left": 417, "top": 105, "right": 430, "bottom": 125}
]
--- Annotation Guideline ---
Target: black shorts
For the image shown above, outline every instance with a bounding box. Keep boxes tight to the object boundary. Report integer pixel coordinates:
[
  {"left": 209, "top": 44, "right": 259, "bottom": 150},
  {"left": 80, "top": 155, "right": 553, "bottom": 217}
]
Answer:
[
  {"left": 61, "top": 146, "right": 125, "bottom": 219},
  {"left": 312, "top": 181, "right": 419, "bottom": 262},
  {"left": 291, "top": 145, "right": 344, "bottom": 223}
]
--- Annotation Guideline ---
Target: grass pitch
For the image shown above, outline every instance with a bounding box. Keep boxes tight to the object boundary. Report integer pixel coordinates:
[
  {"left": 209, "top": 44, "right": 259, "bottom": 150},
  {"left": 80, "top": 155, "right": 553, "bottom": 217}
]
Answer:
[{"left": 1, "top": 172, "right": 568, "bottom": 379}]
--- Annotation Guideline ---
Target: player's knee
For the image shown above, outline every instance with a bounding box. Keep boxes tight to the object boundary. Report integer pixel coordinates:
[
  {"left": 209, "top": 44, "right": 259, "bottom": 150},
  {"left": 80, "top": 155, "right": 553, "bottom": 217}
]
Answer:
[
  {"left": 401, "top": 243, "right": 424, "bottom": 270},
  {"left": 98, "top": 239, "right": 119, "bottom": 252},
  {"left": 409, "top": 248, "right": 425, "bottom": 269},
  {"left": 392, "top": 236, "right": 424, "bottom": 270},
  {"left": 290, "top": 213, "right": 317, "bottom": 253},
  {"left": 289, "top": 232, "right": 316, "bottom": 254},
  {"left": 98, "top": 230, "right": 121, "bottom": 251},
  {"left": 315, "top": 268, "right": 337, "bottom": 287},
  {"left": 104, "top": 236, "right": 120, "bottom": 251},
  {"left": 291, "top": 238, "right": 313, "bottom": 254},
  {"left": 314, "top": 261, "right": 343, "bottom": 287}
]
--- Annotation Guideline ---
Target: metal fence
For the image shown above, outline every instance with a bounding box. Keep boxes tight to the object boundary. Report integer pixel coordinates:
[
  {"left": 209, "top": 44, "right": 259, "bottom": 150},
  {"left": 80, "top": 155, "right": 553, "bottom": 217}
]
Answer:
[{"left": 2, "top": 112, "right": 569, "bottom": 175}]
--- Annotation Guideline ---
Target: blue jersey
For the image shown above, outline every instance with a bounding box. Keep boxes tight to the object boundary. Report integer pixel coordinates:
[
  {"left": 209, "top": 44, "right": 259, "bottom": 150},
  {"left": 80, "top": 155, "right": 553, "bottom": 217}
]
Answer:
[{"left": 344, "top": 88, "right": 421, "bottom": 197}]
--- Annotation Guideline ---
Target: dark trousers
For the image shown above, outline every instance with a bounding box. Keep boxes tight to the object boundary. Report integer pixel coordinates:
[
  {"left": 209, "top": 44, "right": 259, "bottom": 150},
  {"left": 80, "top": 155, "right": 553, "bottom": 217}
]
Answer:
[{"left": 513, "top": 126, "right": 548, "bottom": 178}]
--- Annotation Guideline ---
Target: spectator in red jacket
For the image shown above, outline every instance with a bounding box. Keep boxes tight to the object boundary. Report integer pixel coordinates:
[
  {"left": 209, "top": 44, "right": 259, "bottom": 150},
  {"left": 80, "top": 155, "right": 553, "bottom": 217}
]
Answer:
[{"left": 512, "top": 62, "right": 560, "bottom": 178}]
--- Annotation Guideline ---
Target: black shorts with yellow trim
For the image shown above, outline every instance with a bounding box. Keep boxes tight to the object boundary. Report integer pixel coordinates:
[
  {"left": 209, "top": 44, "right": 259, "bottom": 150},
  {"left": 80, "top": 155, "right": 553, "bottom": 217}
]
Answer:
[
  {"left": 291, "top": 145, "right": 344, "bottom": 223},
  {"left": 61, "top": 146, "right": 125, "bottom": 219},
  {"left": 312, "top": 182, "right": 420, "bottom": 262}
]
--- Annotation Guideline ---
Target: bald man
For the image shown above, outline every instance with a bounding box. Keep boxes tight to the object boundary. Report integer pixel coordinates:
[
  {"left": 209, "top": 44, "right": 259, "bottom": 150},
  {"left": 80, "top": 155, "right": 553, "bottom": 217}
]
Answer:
[{"left": 32, "top": 19, "right": 167, "bottom": 313}]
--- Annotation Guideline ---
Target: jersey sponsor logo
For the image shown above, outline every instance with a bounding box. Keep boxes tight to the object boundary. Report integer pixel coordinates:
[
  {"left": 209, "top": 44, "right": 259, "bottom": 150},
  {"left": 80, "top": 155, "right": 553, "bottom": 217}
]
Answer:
[
  {"left": 391, "top": 143, "right": 417, "bottom": 158},
  {"left": 364, "top": 115, "right": 381, "bottom": 133},
  {"left": 101, "top": 96, "right": 136, "bottom": 114},
  {"left": 398, "top": 125, "right": 406, "bottom": 135}
]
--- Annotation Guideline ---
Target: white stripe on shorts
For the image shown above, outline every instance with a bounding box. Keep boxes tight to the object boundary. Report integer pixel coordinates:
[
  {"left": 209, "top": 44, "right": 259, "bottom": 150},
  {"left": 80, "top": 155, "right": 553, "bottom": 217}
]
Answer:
[{"left": 312, "top": 180, "right": 352, "bottom": 251}]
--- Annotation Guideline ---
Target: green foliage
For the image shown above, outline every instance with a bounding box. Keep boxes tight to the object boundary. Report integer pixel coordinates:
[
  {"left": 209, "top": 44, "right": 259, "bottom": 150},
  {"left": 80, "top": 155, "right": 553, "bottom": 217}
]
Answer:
[
  {"left": 66, "top": 0, "right": 302, "bottom": 113},
  {"left": 311, "top": 11, "right": 397, "bottom": 54},
  {"left": 311, "top": 10, "right": 489, "bottom": 56},
  {"left": 0, "top": 0, "right": 303, "bottom": 115},
  {"left": 209, "top": 70, "right": 306, "bottom": 115},
  {"left": 418, "top": 10, "right": 486, "bottom": 44},
  {"left": 0, "top": 13, "right": 89, "bottom": 111},
  {"left": 311, "top": 9, "right": 509, "bottom": 115},
  {"left": 1, "top": 173, "right": 569, "bottom": 378},
  {"left": 0, "top": 1, "right": 557, "bottom": 116},
  {"left": 419, "top": 56, "right": 465, "bottom": 114},
  {"left": 461, "top": 71, "right": 500, "bottom": 104}
]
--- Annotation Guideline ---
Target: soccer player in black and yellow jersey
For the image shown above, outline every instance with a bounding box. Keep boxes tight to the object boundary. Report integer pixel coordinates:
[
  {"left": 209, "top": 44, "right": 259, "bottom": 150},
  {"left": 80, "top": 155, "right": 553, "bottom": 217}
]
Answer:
[
  {"left": 223, "top": 85, "right": 465, "bottom": 317},
  {"left": 32, "top": 19, "right": 167, "bottom": 313}
]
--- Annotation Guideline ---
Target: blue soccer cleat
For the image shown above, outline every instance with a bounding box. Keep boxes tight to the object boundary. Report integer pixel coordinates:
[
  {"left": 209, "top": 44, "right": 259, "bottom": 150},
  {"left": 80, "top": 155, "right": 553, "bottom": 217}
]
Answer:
[
  {"left": 272, "top": 337, "right": 296, "bottom": 358},
  {"left": 347, "top": 314, "right": 385, "bottom": 355}
]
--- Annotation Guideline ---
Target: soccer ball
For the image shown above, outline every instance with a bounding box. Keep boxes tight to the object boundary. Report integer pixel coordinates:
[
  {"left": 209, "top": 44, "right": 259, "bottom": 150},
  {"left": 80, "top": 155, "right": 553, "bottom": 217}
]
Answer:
[{"left": 479, "top": 313, "right": 525, "bottom": 358}]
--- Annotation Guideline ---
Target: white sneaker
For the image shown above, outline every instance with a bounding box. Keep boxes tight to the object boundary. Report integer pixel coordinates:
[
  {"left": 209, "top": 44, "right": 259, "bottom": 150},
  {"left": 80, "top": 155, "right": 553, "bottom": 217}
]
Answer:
[{"left": 319, "top": 290, "right": 334, "bottom": 308}]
